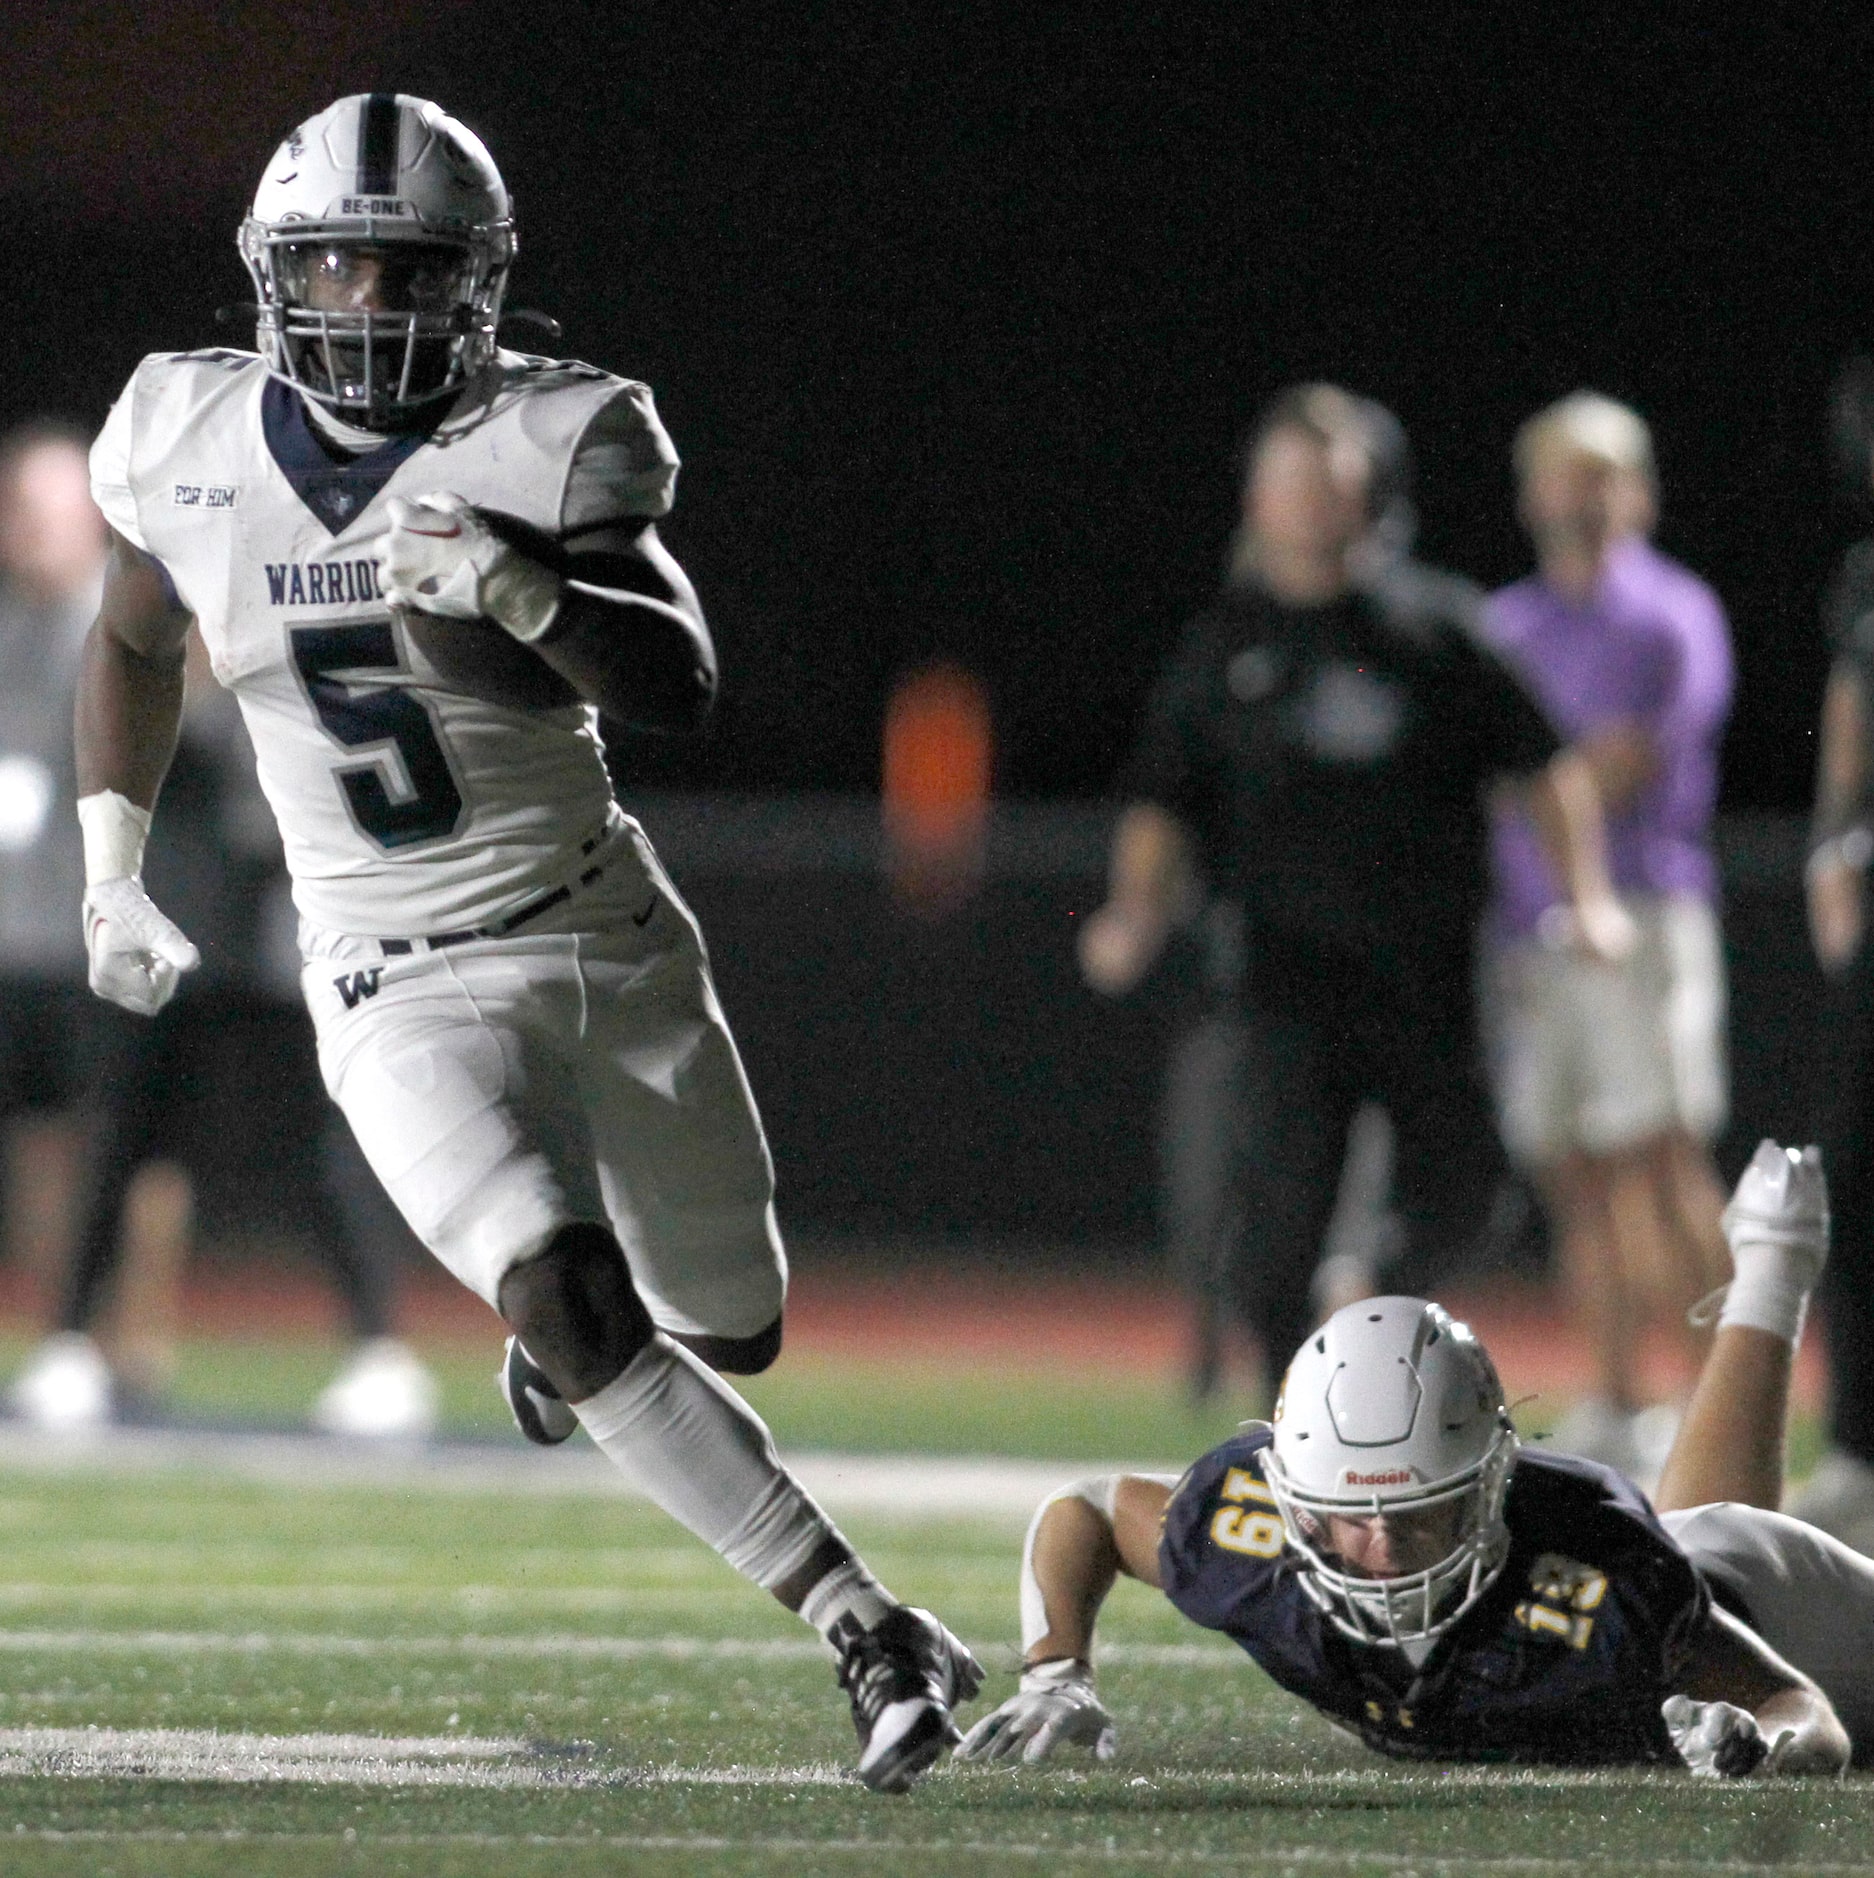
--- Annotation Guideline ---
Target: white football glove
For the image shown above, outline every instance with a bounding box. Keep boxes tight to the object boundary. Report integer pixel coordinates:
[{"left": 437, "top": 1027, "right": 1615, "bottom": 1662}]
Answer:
[
  {"left": 1721, "top": 1140, "right": 1829, "bottom": 1267},
  {"left": 83, "top": 876, "right": 200, "bottom": 1017},
  {"left": 954, "top": 1658, "right": 1117, "bottom": 1765},
  {"left": 375, "top": 493, "right": 563, "bottom": 642},
  {"left": 1661, "top": 1694, "right": 1793, "bottom": 1779}
]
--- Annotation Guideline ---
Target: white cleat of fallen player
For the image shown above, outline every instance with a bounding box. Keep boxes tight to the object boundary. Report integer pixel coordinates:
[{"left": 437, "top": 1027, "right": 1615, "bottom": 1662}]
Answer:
[
  {"left": 1697, "top": 1139, "right": 1830, "bottom": 1347},
  {"left": 1721, "top": 1140, "right": 1830, "bottom": 1264}
]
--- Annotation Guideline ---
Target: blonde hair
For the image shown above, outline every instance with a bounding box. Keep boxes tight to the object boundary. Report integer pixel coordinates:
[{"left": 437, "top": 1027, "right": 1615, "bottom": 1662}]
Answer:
[{"left": 1513, "top": 391, "right": 1654, "bottom": 490}]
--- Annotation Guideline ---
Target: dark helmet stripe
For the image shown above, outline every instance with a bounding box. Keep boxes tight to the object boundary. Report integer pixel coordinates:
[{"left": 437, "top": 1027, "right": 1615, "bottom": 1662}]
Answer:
[{"left": 357, "top": 93, "right": 402, "bottom": 197}]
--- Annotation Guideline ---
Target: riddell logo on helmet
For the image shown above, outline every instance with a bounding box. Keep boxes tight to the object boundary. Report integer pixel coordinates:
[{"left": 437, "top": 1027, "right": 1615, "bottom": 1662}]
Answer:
[{"left": 1340, "top": 1468, "right": 1415, "bottom": 1488}]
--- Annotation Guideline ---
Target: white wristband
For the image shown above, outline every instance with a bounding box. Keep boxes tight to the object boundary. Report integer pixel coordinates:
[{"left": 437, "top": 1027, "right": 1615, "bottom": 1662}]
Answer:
[
  {"left": 77, "top": 790, "right": 152, "bottom": 885},
  {"left": 1020, "top": 1656, "right": 1093, "bottom": 1690}
]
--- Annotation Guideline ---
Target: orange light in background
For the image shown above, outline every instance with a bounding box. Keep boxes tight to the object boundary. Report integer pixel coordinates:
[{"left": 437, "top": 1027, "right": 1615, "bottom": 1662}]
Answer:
[{"left": 882, "top": 663, "right": 993, "bottom": 914}]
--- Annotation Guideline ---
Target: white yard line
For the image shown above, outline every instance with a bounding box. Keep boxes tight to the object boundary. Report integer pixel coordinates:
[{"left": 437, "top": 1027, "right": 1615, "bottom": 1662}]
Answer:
[
  {"left": 0, "top": 1728, "right": 865, "bottom": 1790},
  {"left": 0, "top": 1723, "right": 1776, "bottom": 1798},
  {"left": 0, "top": 1627, "right": 1233, "bottom": 1668},
  {"left": 0, "top": 1725, "right": 596, "bottom": 1787},
  {"left": 0, "top": 1423, "right": 1149, "bottom": 1518}
]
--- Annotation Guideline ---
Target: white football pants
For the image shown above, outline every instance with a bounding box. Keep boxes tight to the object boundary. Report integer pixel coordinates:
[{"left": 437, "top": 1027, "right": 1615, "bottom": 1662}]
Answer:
[
  {"left": 1664, "top": 1501, "right": 1874, "bottom": 1755},
  {"left": 299, "top": 821, "right": 787, "bottom": 1336}
]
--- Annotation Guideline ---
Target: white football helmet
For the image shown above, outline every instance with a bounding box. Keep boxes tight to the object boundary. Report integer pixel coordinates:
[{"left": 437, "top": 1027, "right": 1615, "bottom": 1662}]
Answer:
[
  {"left": 239, "top": 94, "right": 515, "bottom": 430},
  {"left": 1263, "top": 1296, "right": 1518, "bottom": 1649}
]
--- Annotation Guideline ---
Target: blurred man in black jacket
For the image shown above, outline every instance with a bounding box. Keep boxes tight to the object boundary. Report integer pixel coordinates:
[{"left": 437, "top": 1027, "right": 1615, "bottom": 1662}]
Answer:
[{"left": 1081, "top": 384, "right": 1629, "bottom": 1391}]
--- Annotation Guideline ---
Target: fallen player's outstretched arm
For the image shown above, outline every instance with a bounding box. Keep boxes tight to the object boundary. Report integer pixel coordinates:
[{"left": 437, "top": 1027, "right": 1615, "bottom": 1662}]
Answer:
[
  {"left": 1664, "top": 1603, "right": 1850, "bottom": 1778},
  {"left": 956, "top": 1473, "right": 1173, "bottom": 1765}
]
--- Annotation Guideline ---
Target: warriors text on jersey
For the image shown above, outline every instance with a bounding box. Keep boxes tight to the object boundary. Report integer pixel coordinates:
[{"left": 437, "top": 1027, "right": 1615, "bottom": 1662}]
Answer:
[
  {"left": 1158, "top": 1425, "right": 1707, "bottom": 1765},
  {"left": 89, "top": 348, "right": 679, "bottom": 936}
]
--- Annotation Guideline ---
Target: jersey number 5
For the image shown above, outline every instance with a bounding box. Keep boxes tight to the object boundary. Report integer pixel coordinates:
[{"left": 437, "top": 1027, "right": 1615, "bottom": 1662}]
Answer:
[{"left": 291, "top": 621, "right": 466, "bottom": 850}]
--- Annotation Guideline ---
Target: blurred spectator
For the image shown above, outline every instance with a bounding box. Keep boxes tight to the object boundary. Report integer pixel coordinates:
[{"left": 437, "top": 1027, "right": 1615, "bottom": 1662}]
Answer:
[
  {"left": 0, "top": 424, "right": 109, "bottom": 1313},
  {"left": 1154, "top": 902, "right": 1247, "bottom": 1400},
  {"left": 1158, "top": 902, "right": 1403, "bottom": 1401},
  {"left": 1081, "top": 383, "right": 1628, "bottom": 1397},
  {"left": 1484, "top": 392, "right": 1734, "bottom": 1478},
  {"left": 1789, "top": 382, "right": 1874, "bottom": 1548},
  {"left": 7, "top": 629, "right": 439, "bottom": 1437}
]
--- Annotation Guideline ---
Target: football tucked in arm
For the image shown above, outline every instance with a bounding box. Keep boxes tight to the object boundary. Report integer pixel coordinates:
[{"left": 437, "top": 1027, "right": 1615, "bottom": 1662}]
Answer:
[
  {"left": 387, "top": 503, "right": 715, "bottom": 729},
  {"left": 390, "top": 505, "right": 580, "bottom": 712},
  {"left": 399, "top": 608, "right": 581, "bottom": 713}
]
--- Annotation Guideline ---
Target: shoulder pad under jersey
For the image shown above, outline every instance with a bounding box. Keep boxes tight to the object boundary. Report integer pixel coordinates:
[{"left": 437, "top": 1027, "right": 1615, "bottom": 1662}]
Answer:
[
  {"left": 164, "top": 347, "right": 262, "bottom": 372},
  {"left": 488, "top": 350, "right": 621, "bottom": 388}
]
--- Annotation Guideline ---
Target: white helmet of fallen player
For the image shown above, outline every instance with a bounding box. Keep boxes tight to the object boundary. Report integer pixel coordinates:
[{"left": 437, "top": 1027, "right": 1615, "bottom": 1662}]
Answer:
[
  {"left": 239, "top": 93, "right": 515, "bottom": 430},
  {"left": 1263, "top": 1296, "right": 1519, "bottom": 1649}
]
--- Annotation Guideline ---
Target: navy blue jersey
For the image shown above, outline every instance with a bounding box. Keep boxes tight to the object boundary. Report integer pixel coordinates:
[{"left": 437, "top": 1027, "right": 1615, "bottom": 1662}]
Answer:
[{"left": 1158, "top": 1425, "right": 1708, "bottom": 1765}]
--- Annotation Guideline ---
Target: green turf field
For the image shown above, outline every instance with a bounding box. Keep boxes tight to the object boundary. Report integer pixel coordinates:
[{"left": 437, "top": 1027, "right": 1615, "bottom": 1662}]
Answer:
[{"left": 0, "top": 1412, "right": 1868, "bottom": 1876}]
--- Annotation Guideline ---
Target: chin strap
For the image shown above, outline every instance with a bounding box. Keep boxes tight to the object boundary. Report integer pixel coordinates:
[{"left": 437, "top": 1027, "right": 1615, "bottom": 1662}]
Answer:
[{"left": 497, "top": 308, "right": 562, "bottom": 343}]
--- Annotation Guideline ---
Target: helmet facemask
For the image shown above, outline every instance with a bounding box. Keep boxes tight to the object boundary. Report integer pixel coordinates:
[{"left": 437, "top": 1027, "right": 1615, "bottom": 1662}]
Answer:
[
  {"left": 241, "top": 224, "right": 509, "bottom": 431},
  {"left": 1264, "top": 1427, "right": 1516, "bottom": 1648}
]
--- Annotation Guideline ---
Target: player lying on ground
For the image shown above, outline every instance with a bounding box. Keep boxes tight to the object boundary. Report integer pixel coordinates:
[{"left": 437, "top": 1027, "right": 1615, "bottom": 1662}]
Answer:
[
  {"left": 73, "top": 92, "right": 977, "bottom": 1792},
  {"left": 959, "top": 1140, "right": 1873, "bottom": 1775}
]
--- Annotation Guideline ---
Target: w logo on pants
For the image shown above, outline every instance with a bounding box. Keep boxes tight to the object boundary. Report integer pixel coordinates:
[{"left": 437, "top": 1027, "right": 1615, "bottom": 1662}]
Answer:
[{"left": 333, "top": 968, "right": 384, "bottom": 1010}]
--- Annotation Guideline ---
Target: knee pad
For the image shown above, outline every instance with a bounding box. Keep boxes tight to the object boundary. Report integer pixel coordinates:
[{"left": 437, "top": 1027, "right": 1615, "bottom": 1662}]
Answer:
[
  {"left": 498, "top": 1223, "right": 654, "bottom": 1394},
  {"left": 678, "top": 1315, "right": 783, "bottom": 1375}
]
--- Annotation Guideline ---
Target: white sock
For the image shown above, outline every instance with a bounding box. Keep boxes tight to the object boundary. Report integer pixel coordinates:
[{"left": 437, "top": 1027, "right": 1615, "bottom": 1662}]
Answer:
[
  {"left": 1716, "top": 1243, "right": 1816, "bottom": 1346},
  {"left": 574, "top": 1333, "right": 842, "bottom": 1591},
  {"left": 797, "top": 1558, "right": 895, "bottom": 1640}
]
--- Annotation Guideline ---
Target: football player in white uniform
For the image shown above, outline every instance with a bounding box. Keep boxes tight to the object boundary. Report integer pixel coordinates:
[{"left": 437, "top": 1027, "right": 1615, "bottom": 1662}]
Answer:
[{"left": 74, "top": 92, "right": 980, "bottom": 1792}]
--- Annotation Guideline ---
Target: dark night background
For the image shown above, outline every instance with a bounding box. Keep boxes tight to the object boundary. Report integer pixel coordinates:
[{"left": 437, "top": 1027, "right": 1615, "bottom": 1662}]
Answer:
[{"left": 11, "top": 4, "right": 1871, "bottom": 811}]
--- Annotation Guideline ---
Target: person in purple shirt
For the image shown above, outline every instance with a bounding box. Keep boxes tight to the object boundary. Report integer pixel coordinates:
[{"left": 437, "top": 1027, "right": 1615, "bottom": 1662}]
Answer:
[{"left": 1484, "top": 393, "right": 1736, "bottom": 1480}]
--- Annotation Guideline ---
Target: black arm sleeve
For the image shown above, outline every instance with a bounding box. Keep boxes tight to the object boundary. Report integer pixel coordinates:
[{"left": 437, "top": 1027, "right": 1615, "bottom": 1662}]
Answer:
[
  {"left": 542, "top": 549, "right": 718, "bottom": 734},
  {"left": 479, "top": 509, "right": 718, "bottom": 733}
]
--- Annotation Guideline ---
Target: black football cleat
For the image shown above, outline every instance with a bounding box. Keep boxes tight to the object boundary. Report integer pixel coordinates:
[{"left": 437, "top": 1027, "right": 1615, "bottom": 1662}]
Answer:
[
  {"left": 498, "top": 1336, "right": 579, "bottom": 1446},
  {"left": 831, "top": 1605, "right": 984, "bottom": 1794}
]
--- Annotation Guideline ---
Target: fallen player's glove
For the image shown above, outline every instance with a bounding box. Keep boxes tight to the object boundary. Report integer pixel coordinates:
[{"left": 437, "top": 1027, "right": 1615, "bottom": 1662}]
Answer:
[
  {"left": 954, "top": 1658, "right": 1116, "bottom": 1764},
  {"left": 1661, "top": 1694, "right": 1793, "bottom": 1779},
  {"left": 1721, "top": 1140, "right": 1829, "bottom": 1264},
  {"left": 376, "top": 492, "right": 562, "bottom": 643},
  {"left": 83, "top": 876, "right": 200, "bottom": 1017}
]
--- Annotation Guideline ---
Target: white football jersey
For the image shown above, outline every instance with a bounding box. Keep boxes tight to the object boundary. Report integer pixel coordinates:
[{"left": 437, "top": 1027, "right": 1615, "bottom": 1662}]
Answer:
[{"left": 90, "top": 348, "right": 679, "bottom": 936}]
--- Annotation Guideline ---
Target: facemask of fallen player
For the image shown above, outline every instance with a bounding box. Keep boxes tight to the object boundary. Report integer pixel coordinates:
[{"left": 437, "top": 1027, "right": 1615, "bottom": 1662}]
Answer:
[{"left": 1282, "top": 1473, "right": 1510, "bottom": 1650}]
